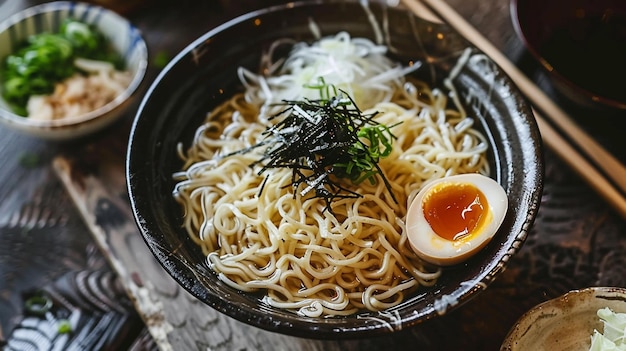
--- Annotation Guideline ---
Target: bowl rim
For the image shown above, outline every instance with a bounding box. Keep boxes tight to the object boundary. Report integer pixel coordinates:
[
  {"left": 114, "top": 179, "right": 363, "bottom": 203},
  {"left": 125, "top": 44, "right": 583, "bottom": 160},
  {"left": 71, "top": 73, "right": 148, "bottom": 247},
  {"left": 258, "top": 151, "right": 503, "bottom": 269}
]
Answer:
[
  {"left": 0, "top": 1, "right": 148, "bottom": 130},
  {"left": 509, "top": 0, "right": 626, "bottom": 110},
  {"left": 501, "top": 286, "right": 626, "bottom": 350},
  {"left": 127, "top": 0, "right": 543, "bottom": 338}
]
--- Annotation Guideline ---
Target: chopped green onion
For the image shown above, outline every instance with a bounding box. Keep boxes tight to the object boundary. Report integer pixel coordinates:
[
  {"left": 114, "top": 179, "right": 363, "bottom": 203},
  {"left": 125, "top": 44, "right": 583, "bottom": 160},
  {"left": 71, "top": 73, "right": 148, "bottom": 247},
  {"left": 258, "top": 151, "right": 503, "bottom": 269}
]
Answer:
[
  {"left": 1, "top": 18, "right": 122, "bottom": 115},
  {"left": 24, "top": 295, "right": 52, "bottom": 316},
  {"left": 153, "top": 51, "right": 171, "bottom": 69},
  {"left": 57, "top": 319, "right": 73, "bottom": 334}
]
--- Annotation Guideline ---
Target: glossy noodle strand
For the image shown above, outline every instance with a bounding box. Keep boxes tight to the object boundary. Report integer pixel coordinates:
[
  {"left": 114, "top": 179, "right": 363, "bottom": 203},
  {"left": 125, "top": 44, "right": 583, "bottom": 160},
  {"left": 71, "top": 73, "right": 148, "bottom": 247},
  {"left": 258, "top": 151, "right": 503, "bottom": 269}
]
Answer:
[{"left": 172, "top": 32, "right": 489, "bottom": 316}]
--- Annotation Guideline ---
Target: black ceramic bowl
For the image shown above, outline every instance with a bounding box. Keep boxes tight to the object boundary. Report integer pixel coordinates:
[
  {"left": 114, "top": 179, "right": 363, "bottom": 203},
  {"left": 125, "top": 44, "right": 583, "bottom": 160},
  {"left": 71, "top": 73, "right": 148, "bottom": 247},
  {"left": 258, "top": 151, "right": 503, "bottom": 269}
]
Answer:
[
  {"left": 511, "top": 0, "right": 626, "bottom": 111},
  {"left": 127, "top": 0, "right": 543, "bottom": 338}
]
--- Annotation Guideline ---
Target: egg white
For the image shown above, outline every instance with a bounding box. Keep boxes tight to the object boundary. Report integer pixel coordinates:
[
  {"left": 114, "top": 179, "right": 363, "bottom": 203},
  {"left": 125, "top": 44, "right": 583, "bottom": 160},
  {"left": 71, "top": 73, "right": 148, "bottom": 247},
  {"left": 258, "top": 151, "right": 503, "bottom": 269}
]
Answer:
[{"left": 405, "top": 173, "right": 508, "bottom": 266}]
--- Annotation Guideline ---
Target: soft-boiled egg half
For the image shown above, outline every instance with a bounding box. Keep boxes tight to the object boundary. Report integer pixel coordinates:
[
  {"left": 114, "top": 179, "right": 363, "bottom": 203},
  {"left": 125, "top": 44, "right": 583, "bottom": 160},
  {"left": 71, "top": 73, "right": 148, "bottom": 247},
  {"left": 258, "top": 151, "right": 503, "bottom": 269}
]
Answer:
[{"left": 406, "top": 173, "right": 508, "bottom": 266}]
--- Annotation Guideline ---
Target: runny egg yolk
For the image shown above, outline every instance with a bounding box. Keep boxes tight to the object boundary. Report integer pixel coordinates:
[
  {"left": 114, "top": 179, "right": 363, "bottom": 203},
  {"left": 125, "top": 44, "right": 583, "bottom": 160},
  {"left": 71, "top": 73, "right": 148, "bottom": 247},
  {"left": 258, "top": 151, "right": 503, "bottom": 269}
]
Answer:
[
  {"left": 405, "top": 173, "right": 508, "bottom": 266},
  {"left": 422, "top": 183, "right": 488, "bottom": 242}
]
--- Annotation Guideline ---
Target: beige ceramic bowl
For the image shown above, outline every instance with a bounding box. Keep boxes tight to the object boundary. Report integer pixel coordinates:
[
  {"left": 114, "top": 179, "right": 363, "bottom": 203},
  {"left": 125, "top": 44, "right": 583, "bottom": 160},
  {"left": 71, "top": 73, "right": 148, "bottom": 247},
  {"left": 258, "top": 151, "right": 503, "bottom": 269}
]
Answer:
[{"left": 501, "top": 287, "right": 626, "bottom": 351}]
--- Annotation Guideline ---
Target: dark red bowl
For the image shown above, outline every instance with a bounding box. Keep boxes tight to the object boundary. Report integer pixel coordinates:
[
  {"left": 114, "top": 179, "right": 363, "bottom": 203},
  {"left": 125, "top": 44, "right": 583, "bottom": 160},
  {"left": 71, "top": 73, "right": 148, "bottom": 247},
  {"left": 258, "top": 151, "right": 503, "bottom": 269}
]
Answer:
[{"left": 511, "top": 0, "right": 626, "bottom": 111}]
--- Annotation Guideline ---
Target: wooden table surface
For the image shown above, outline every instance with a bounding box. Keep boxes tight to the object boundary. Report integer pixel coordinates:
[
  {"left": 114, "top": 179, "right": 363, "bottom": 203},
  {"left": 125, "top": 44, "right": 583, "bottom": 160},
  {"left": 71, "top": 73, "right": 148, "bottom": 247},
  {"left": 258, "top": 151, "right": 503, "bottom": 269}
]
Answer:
[{"left": 0, "top": 1, "right": 625, "bottom": 350}]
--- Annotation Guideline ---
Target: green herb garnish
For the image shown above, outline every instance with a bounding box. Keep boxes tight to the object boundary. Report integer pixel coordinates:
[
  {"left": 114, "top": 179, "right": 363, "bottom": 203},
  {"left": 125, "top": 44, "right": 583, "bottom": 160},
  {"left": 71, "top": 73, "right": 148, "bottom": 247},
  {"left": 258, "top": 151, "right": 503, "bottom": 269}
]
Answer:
[
  {"left": 57, "top": 319, "right": 73, "bottom": 334},
  {"left": 24, "top": 294, "right": 52, "bottom": 316},
  {"left": 24, "top": 293, "right": 73, "bottom": 334},
  {"left": 230, "top": 83, "right": 398, "bottom": 211},
  {"left": 153, "top": 51, "right": 171, "bottom": 69},
  {"left": 1, "top": 19, "right": 122, "bottom": 115},
  {"left": 334, "top": 122, "right": 398, "bottom": 185}
]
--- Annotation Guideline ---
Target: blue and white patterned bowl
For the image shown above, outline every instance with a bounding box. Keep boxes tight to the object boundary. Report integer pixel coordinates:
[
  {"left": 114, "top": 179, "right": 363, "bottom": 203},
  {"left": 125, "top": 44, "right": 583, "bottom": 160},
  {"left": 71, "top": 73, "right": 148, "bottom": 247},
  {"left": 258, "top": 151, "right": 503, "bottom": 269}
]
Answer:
[{"left": 0, "top": 1, "right": 147, "bottom": 140}]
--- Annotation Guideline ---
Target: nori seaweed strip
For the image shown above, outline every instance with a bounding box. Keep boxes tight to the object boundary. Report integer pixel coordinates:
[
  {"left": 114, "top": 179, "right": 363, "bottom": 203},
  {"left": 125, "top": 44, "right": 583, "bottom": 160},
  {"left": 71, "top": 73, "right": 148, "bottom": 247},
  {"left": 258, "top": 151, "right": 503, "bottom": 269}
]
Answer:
[{"left": 225, "top": 89, "right": 398, "bottom": 211}]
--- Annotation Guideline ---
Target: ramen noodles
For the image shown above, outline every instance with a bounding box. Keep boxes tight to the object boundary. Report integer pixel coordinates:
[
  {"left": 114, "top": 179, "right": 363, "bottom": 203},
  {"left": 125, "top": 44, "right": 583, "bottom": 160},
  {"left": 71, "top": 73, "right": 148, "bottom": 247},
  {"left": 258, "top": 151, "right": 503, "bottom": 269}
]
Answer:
[{"left": 173, "top": 32, "right": 489, "bottom": 316}]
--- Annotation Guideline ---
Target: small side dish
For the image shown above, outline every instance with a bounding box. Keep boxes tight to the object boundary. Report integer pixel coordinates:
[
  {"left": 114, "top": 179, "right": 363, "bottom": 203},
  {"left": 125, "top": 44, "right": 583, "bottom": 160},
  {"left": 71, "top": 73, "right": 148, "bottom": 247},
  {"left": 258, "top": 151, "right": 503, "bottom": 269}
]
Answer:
[
  {"left": 589, "top": 308, "right": 626, "bottom": 351},
  {"left": 2, "top": 18, "right": 130, "bottom": 119},
  {"left": 501, "top": 287, "right": 626, "bottom": 351},
  {"left": 0, "top": 2, "right": 147, "bottom": 140}
]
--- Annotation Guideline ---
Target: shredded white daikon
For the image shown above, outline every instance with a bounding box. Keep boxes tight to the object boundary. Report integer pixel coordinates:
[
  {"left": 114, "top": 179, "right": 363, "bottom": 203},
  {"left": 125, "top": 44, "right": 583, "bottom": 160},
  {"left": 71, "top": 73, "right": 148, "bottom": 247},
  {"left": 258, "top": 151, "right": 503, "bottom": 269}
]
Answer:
[{"left": 238, "top": 31, "right": 422, "bottom": 111}]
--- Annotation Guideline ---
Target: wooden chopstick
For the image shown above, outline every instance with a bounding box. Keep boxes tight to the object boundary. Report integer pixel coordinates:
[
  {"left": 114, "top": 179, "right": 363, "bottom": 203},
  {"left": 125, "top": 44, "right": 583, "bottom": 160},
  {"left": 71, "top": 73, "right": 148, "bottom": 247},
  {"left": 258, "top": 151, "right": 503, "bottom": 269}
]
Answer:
[
  {"left": 534, "top": 110, "right": 626, "bottom": 219},
  {"left": 401, "top": 0, "right": 626, "bottom": 219}
]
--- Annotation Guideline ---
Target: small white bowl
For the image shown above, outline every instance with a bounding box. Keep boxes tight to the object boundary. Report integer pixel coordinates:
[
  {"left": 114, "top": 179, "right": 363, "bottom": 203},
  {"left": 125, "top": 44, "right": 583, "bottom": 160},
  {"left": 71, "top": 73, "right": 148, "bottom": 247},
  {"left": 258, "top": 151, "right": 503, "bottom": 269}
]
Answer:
[
  {"left": 0, "top": 1, "right": 148, "bottom": 140},
  {"left": 501, "top": 287, "right": 626, "bottom": 351}
]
